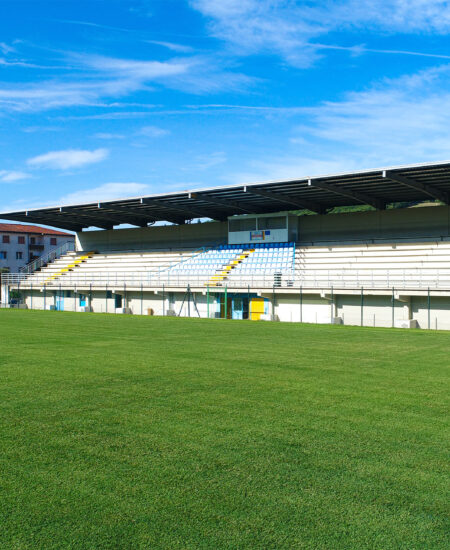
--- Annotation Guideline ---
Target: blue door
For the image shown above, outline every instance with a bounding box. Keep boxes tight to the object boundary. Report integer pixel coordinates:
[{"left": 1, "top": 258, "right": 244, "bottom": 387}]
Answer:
[
  {"left": 232, "top": 296, "right": 244, "bottom": 319},
  {"left": 56, "top": 292, "right": 64, "bottom": 311},
  {"left": 79, "top": 294, "right": 86, "bottom": 308}
]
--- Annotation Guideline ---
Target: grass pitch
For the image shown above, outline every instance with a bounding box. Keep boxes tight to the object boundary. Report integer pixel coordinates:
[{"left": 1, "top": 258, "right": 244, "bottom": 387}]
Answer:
[{"left": 0, "top": 309, "right": 448, "bottom": 549}]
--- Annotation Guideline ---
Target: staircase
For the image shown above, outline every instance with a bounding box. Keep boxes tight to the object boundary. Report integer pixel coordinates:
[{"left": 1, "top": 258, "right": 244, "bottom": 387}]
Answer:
[
  {"left": 43, "top": 252, "right": 96, "bottom": 284},
  {"left": 208, "top": 249, "right": 254, "bottom": 286}
]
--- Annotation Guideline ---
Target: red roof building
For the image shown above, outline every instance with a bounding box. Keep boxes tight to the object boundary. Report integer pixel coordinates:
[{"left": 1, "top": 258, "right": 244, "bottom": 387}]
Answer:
[
  {"left": 0, "top": 223, "right": 74, "bottom": 273},
  {"left": 0, "top": 223, "right": 72, "bottom": 236}
]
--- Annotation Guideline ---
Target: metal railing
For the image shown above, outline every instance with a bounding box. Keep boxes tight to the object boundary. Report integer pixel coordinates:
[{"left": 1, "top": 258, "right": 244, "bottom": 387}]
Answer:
[
  {"left": 2, "top": 268, "right": 450, "bottom": 290},
  {"left": 19, "top": 241, "right": 75, "bottom": 274}
]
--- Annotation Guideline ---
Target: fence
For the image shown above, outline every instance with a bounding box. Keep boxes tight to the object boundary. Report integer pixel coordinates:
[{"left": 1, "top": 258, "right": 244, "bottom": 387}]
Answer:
[
  {"left": 1, "top": 281, "right": 448, "bottom": 330},
  {"left": 3, "top": 268, "right": 450, "bottom": 290}
]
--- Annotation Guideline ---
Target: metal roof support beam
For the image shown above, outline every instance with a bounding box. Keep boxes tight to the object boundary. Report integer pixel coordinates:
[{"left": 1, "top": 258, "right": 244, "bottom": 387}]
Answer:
[
  {"left": 141, "top": 198, "right": 227, "bottom": 222},
  {"left": 188, "top": 192, "right": 254, "bottom": 214},
  {"left": 97, "top": 204, "right": 155, "bottom": 227},
  {"left": 59, "top": 207, "right": 118, "bottom": 230},
  {"left": 308, "top": 179, "right": 385, "bottom": 210},
  {"left": 23, "top": 212, "right": 85, "bottom": 232},
  {"left": 243, "top": 186, "right": 323, "bottom": 214},
  {"left": 383, "top": 170, "right": 449, "bottom": 204},
  {"left": 140, "top": 199, "right": 187, "bottom": 224}
]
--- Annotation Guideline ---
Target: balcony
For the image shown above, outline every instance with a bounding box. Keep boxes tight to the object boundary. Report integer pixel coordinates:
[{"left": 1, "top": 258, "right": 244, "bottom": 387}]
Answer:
[{"left": 28, "top": 243, "right": 44, "bottom": 251}]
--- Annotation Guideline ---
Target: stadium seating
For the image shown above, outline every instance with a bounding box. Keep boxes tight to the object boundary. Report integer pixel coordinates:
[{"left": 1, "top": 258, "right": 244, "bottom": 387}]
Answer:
[
  {"left": 167, "top": 243, "right": 295, "bottom": 286},
  {"left": 13, "top": 240, "right": 450, "bottom": 290},
  {"left": 295, "top": 241, "right": 450, "bottom": 288}
]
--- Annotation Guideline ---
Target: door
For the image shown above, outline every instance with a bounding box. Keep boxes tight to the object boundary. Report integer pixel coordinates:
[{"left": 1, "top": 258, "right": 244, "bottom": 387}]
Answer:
[
  {"left": 250, "top": 297, "right": 265, "bottom": 320},
  {"left": 55, "top": 292, "right": 64, "bottom": 311},
  {"left": 232, "top": 296, "right": 244, "bottom": 320},
  {"left": 218, "top": 294, "right": 232, "bottom": 319},
  {"left": 79, "top": 294, "right": 86, "bottom": 308}
]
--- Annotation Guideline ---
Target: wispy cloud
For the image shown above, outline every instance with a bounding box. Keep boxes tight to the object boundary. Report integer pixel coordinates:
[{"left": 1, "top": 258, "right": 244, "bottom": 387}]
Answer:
[
  {"left": 230, "top": 63, "right": 450, "bottom": 183},
  {"left": 137, "top": 125, "right": 170, "bottom": 137},
  {"left": 146, "top": 40, "right": 194, "bottom": 53},
  {"left": 311, "top": 43, "right": 450, "bottom": 61},
  {"left": 0, "top": 170, "right": 30, "bottom": 183},
  {"left": 192, "top": 151, "right": 227, "bottom": 170},
  {"left": 297, "top": 64, "right": 450, "bottom": 162},
  {"left": 94, "top": 132, "right": 125, "bottom": 139},
  {"left": 190, "top": 0, "right": 450, "bottom": 67},
  {"left": 0, "top": 50, "right": 252, "bottom": 113},
  {"left": 0, "top": 42, "right": 15, "bottom": 55},
  {"left": 27, "top": 148, "right": 109, "bottom": 170}
]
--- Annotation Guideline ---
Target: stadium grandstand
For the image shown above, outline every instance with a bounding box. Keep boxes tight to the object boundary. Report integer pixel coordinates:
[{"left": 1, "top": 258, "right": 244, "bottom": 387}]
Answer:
[{"left": 2, "top": 160, "right": 450, "bottom": 329}]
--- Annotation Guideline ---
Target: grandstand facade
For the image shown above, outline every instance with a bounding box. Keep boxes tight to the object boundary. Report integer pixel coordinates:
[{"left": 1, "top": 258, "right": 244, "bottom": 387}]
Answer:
[{"left": 2, "top": 161, "right": 450, "bottom": 329}]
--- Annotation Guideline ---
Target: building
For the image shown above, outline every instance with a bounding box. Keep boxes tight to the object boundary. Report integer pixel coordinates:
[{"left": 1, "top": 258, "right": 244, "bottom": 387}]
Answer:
[
  {"left": 1, "top": 160, "right": 450, "bottom": 329},
  {"left": 0, "top": 224, "right": 74, "bottom": 273}
]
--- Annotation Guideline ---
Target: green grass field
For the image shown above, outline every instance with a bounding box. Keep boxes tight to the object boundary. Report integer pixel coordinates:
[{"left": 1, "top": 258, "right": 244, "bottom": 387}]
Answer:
[{"left": 0, "top": 310, "right": 448, "bottom": 549}]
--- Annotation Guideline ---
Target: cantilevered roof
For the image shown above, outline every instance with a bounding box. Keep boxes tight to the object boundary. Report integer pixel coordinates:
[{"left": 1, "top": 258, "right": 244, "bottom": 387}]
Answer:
[{"left": 1, "top": 160, "right": 450, "bottom": 232}]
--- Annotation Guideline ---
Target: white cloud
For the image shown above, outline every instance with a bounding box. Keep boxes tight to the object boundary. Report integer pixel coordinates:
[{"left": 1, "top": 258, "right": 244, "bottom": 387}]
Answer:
[
  {"left": 146, "top": 40, "right": 194, "bottom": 53},
  {"left": 138, "top": 125, "right": 170, "bottom": 137},
  {"left": 190, "top": 0, "right": 450, "bottom": 67},
  {"left": 59, "top": 182, "right": 150, "bottom": 204},
  {"left": 230, "top": 63, "right": 450, "bottom": 183},
  {"left": 193, "top": 151, "right": 227, "bottom": 170},
  {"left": 80, "top": 54, "right": 190, "bottom": 81},
  {"left": 27, "top": 148, "right": 109, "bottom": 170},
  {"left": 0, "top": 82, "right": 107, "bottom": 112},
  {"left": 94, "top": 132, "right": 125, "bottom": 139},
  {"left": 0, "top": 52, "right": 252, "bottom": 113},
  {"left": 0, "top": 42, "right": 14, "bottom": 55},
  {"left": 0, "top": 170, "right": 30, "bottom": 183},
  {"left": 297, "top": 64, "right": 450, "bottom": 162}
]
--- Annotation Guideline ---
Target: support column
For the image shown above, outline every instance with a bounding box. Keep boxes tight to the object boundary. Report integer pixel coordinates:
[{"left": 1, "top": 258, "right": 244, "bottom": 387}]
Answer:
[{"left": 1, "top": 283, "right": 10, "bottom": 306}]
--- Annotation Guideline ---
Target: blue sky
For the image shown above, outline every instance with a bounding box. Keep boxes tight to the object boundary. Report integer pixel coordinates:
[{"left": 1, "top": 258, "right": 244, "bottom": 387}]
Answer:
[{"left": 1, "top": 0, "right": 450, "bottom": 217}]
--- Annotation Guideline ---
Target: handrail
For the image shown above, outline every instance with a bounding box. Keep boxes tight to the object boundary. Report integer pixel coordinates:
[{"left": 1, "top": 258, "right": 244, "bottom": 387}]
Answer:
[
  {"left": 2, "top": 268, "right": 450, "bottom": 290},
  {"left": 19, "top": 241, "right": 75, "bottom": 274}
]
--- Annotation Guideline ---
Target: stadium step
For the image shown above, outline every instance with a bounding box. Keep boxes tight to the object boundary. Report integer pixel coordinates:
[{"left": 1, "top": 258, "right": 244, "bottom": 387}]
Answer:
[
  {"left": 41, "top": 252, "right": 96, "bottom": 285},
  {"left": 206, "top": 249, "right": 255, "bottom": 286}
]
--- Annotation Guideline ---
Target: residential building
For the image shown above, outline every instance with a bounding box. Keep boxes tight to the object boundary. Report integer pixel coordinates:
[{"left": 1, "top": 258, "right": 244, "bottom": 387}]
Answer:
[{"left": 0, "top": 224, "right": 74, "bottom": 273}]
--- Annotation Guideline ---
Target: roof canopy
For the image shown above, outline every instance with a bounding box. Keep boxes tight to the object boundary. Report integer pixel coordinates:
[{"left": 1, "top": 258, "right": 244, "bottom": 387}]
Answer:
[{"left": 1, "top": 161, "right": 450, "bottom": 232}]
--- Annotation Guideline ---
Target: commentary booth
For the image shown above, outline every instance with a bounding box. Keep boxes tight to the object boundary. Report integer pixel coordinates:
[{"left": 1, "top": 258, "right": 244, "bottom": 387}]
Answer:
[{"left": 2, "top": 160, "right": 450, "bottom": 329}]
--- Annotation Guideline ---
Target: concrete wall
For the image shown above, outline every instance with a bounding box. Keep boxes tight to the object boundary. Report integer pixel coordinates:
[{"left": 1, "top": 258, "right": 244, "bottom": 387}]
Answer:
[
  {"left": 411, "top": 296, "right": 450, "bottom": 330},
  {"left": 17, "top": 287, "right": 450, "bottom": 330},
  {"left": 274, "top": 294, "right": 331, "bottom": 323},
  {"left": 76, "top": 221, "right": 228, "bottom": 253},
  {"left": 75, "top": 205, "right": 450, "bottom": 253},
  {"left": 298, "top": 205, "right": 450, "bottom": 245}
]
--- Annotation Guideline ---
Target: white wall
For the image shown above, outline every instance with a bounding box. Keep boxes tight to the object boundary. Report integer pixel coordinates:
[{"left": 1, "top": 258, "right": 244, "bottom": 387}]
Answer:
[{"left": 18, "top": 287, "right": 450, "bottom": 330}]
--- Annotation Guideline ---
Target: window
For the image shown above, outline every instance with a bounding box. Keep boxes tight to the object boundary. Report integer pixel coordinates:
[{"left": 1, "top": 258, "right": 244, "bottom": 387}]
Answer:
[
  {"left": 18, "top": 236, "right": 25, "bottom": 244},
  {"left": 229, "top": 217, "right": 257, "bottom": 232},
  {"left": 258, "top": 216, "right": 286, "bottom": 230},
  {"left": 50, "top": 237, "right": 57, "bottom": 246},
  {"left": 16, "top": 251, "right": 23, "bottom": 260},
  {"left": 30, "top": 237, "right": 36, "bottom": 244},
  {"left": 0, "top": 251, "right": 7, "bottom": 259},
  {"left": 2, "top": 235, "right": 10, "bottom": 243},
  {"left": 106, "top": 290, "right": 113, "bottom": 299}
]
